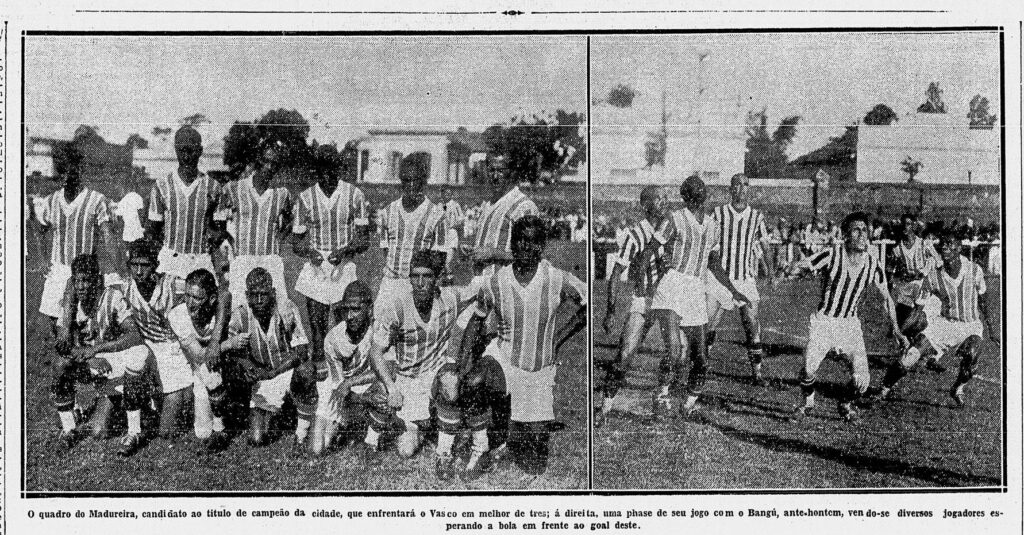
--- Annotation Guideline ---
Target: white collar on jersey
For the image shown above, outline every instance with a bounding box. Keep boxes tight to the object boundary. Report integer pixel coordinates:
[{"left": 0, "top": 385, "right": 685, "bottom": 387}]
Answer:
[
  {"left": 726, "top": 203, "right": 751, "bottom": 217},
  {"left": 59, "top": 187, "right": 90, "bottom": 210},
  {"left": 681, "top": 207, "right": 708, "bottom": 228},
  {"left": 940, "top": 256, "right": 971, "bottom": 284},
  {"left": 396, "top": 196, "right": 430, "bottom": 216},
  {"left": 316, "top": 182, "right": 345, "bottom": 203},
  {"left": 502, "top": 259, "right": 551, "bottom": 290},
  {"left": 172, "top": 168, "right": 207, "bottom": 194}
]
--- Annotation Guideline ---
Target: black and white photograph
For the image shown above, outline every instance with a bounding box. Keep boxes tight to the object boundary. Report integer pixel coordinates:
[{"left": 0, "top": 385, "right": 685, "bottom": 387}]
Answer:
[
  {"left": 22, "top": 34, "right": 590, "bottom": 492},
  {"left": 591, "top": 31, "right": 1005, "bottom": 490}
]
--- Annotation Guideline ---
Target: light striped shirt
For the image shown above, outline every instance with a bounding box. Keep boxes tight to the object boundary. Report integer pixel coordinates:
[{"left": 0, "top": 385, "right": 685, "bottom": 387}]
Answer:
[
  {"left": 372, "top": 286, "right": 474, "bottom": 378},
  {"left": 443, "top": 199, "right": 465, "bottom": 229},
  {"left": 65, "top": 286, "right": 133, "bottom": 345},
  {"left": 324, "top": 321, "right": 373, "bottom": 384},
  {"left": 124, "top": 275, "right": 178, "bottom": 343},
  {"left": 655, "top": 208, "right": 720, "bottom": 279},
  {"left": 713, "top": 204, "right": 768, "bottom": 281},
  {"left": 805, "top": 245, "right": 887, "bottom": 319},
  {"left": 148, "top": 170, "right": 221, "bottom": 255},
  {"left": 926, "top": 256, "right": 986, "bottom": 323},
  {"left": 613, "top": 219, "right": 663, "bottom": 298},
  {"left": 477, "top": 260, "right": 587, "bottom": 372},
  {"left": 473, "top": 187, "right": 539, "bottom": 275},
  {"left": 890, "top": 237, "right": 941, "bottom": 305},
  {"left": 292, "top": 182, "right": 368, "bottom": 250},
  {"left": 168, "top": 303, "right": 216, "bottom": 346},
  {"left": 224, "top": 175, "right": 293, "bottom": 256},
  {"left": 380, "top": 197, "right": 448, "bottom": 279},
  {"left": 39, "top": 187, "right": 112, "bottom": 266},
  {"left": 229, "top": 296, "right": 309, "bottom": 369}
]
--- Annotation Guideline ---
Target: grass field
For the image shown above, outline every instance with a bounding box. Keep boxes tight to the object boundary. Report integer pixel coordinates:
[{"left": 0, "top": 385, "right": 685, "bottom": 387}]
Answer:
[
  {"left": 593, "top": 274, "right": 1004, "bottom": 490},
  {"left": 23, "top": 240, "right": 589, "bottom": 492}
]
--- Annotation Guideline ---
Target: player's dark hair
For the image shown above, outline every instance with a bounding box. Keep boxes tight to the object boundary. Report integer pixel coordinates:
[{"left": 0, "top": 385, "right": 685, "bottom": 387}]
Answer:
[
  {"left": 246, "top": 267, "right": 274, "bottom": 290},
  {"left": 52, "top": 140, "right": 84, "bottom": 177},
  {"left": 639, "top": 185, "right": 661, "bottom": 207},
  {"left": 70, "top": 253, "right": 101, "bottom": 279},
  {"left": 511, "top": 215, "right": 548, "bottom": 248},
  {"left": 174, "top": 125, "right": 202, "bottom": 147},
  {"left": 937, "top": 231, "right": 961, "bottom": 249},
  {"left": 679, "top": 174, "right": 707, "bottom": 206},
  {"left": 126, "top": 238, "right": 161, "bottom": 263},
  {"left": 184, "top": 269, "right": 218, "bottom": 300},
  {"left": 399, "top": 152, "right": 431, "bottom": 184},
  {"left": 341, "top": 280, "right": 374, "bottom": 306},
  {"left": 409, "top": 249, "right": 444, "bottom": 276},
  {"left": 840, "top": 211, "right": 871, "bottom": 235}
]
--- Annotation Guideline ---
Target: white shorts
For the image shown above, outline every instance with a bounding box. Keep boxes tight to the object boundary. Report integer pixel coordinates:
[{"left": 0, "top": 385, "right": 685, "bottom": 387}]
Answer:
[
  {"left": 485, "top": 339, "right": 556, "bottom": 422},
  {"left": 651, "top": 270, "right": 708, "bottom": 327},
  {"left": 40, "top": 262, "right": 72, "bottom": 318},
  {"left": 893, "top": 278, "right": 925, "bottom": 308},
  {"left": 193, "top": 364, "right": 224, "bottom": 438},
  {"left": 145, "top": 340, "right": 194, "bottom": 394},
  {"left": 157, "top": 248, "right": 216, "bottom": 292},
  {"left": 629, "top": 295, "right": 653, "bottom": 316},
  {"left": 395, "top": 368, "right": 438, "bottom": 423},
  {"left": 706, "top": 277, "right": 760, "bottom": 311},
  {"left": 229, "top": 255, "right": 287, "bottom": 306},
  {"left": 315, "top": 378, "right": 370, "bottom": 423},
  {"left": 91, "top": 345, "right": 152, "bottom": 395},
  {"left": 294, "top": 254, "right": 357, "bottom": 305},
  {"left": 373, "top": 276, "right": 412, "bottom": 318},
  {"left": 923, "top": 318, "right": 984, "bottom": 356},
  {"left": 803, "top": 312, "right": 869, "bottom": 392},
  {"left": 251, "top": 368, "right": 294, "bottom": 413}
]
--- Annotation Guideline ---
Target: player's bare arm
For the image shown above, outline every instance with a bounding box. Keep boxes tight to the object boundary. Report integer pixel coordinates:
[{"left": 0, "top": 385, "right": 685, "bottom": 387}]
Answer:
[
  {"left": 874, "top": 275, "right": 910, "bottom": 350},
  {"left": 978, "top": 287, "right": 998, "bottom": 344},
  {"left": 74, "top": 316, "right": 143, "bottom": 366},
  {"left": 367, "top": 339, "right": 402, "bottom": 409}
]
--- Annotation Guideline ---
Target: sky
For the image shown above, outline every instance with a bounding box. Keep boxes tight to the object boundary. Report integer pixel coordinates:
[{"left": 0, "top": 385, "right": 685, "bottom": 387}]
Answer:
[
  {"left": 25, "top": 35, "right": 587, "bottom": 151},
  {"left": 591, "top": 31, "right": 1001, "bottom": 158}
]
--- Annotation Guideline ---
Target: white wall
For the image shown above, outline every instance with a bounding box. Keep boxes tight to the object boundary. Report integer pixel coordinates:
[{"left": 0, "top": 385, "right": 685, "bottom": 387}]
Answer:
[{"left": 358, "top": 134, "right": 450, "bottom": 184}]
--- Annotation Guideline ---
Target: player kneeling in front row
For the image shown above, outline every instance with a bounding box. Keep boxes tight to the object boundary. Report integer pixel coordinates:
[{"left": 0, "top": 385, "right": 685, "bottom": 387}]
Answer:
[
  {"left": 52, "top": 253, "right": 151, "bottom": 456},
  {"left": 168, "top": 268, "right": 232, "bottom": 452},
  {"left": 364, "top": 250, "right": 478, "bottom": 461},
  {"left": 783, "top": 212, "right": 908, "bottom": 422},
  {"left": 226, "top": 267, "right": 314, "bottom": 447},
  {"left": 875, "top": 231, "right": 998, "bottom": 407},
  {"left": 307, "top": 281, "right": 378, "bottom": 455}
]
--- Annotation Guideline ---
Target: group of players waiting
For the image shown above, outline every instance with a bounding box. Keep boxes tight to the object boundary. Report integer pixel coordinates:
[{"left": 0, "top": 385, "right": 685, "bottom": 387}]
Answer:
[
  {"left": 34, "top": 126, "right": 586, "bottom": 481},
  {"left": 597, "top": 172, "right": 998, "bottom": 425}
]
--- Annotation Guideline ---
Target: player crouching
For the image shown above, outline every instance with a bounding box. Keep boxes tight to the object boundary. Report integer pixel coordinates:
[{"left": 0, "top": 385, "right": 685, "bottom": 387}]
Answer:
[
  {"left": 226, "top": 267, "right": 314, "bottom": 447},
  {"left": 875, "top": 231, "right": 998, "bottom": 407},
  {"left": 52, "top": 253, "right": 151, "bottom": 456}
]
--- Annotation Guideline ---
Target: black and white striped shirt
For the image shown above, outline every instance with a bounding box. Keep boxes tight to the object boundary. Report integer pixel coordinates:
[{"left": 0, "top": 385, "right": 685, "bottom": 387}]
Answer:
[
  {"left": 613, "top": 219, "right": 663, "bottom": 297},
  {"left": 713, "top": 204, "right": 768, "bottom": 281},
  {"left": 806, "top": 245, "right": 887, "bottom": 319}
]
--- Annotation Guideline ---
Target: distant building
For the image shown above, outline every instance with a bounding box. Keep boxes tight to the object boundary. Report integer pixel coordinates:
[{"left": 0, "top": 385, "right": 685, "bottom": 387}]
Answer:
[
  {"left": 26, "top": 131, "right": 133, "bottom": 185},
  {"left": 355, "top": 128, "right": 489, "bottom": 185},
  {"left": 25, "top": 136, "right": 57, "bottom": 177},
  {"left": 857, "top": 113, "right": 1000, "bottom": 185},
  {"left": 133, "top": 147, "right": 226, "bottom": 181}
]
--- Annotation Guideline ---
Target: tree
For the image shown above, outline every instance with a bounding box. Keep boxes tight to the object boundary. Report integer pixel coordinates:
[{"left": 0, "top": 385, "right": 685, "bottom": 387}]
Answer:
[
  {"left": 222, "top": 121, "right": 261, "bottom": 174},
  {"left": 901, "top": 156, "right": 924, "bottom": 182},
  {"left": 482, "top": 110, "right": 587, "bottom": 183},
  {"left": 968, "top": 94, "right": 997, "bottom": 129},
  {"left": 916, "top": 82, "right": 947, "bottom": 114},
  {"left": 222, "top": 108, "right": 312, "bottom": 173},
  {"left": 126, "top": 133, "right": 149, "bottom": 150},
  {"left": 180, "top": 113, "right": 211, "bottom": 127},
  {"left": 606, "top": 84, "right": 638, "bottom": 108},
  {"left": 744, "top": 109, "right": 801, "bottom": 178},
  {"left": 864, "top": 104, "right": 898, "bottom": 126},
  {"left": 151, "top": 126, "right": 173, "bottom": 139}
]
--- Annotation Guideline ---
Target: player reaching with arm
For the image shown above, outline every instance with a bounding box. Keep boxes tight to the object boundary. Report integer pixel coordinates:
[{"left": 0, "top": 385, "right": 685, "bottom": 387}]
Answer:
[
  {"left": 783, "top": 211, "right": 908, "bottom": 422},
  {"left": 874, "top": 231, "right": 998, "bottom": 407},
  {"left": 595, "top": 186, "right": 666, "bottom": 426}
]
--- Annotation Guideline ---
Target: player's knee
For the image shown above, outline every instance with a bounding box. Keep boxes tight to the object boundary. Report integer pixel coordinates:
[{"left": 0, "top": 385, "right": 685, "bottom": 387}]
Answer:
[
  {"left": 436, "top": 367, "right": 460, "bottom": 403},
  {"left": 396, "top": 428, "right": 420, "bottom": 458}
]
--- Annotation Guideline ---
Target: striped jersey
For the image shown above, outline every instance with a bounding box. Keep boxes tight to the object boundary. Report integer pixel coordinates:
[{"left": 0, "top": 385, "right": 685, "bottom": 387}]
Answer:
[
  {"left": 228, "top": 296, "right": 309, "bottom": 369},
  {"left": 148, "top": 170, "right": 221, "bottom": 255},
  {"left": 292, "top": 182, "right": 369, "bottom": 251},
  {"left": 443, "top": 199, "right": 465, "bottom": 230},
  {"left": 891, "top": 237, "right": 940, "bottom": 277},
  {"left": 372, "top": 286, "right": 474, "bottom": 378},
  {"left": 124, "top": 274, "right": 178, "bottom": 343},
  {"left": 655, "top": 208, "right": 720, "bottom": 279},
  {"left": 926, "top": 256, "right": 986, "bottom": 323},
  {"left": 323, "top": 321, "right": 373, "bottom": 384},
  {"left": 805, "top": 245, "right": 887, "bottom": 319},
  {"left": 65, "top": 286, "right": 133, "bottom": 345},
  {"left": 712, "top": 204, "right": 768, "bottom": 280},
  {"left": 613, "top": 218, "right": 663, "bottom": 297},
  {"left": 38, "top": 187, "right": 112, "bottom": 266},
  {"left": 224, "top": 175, "right": 293, "bottom": 256},
  {"left": 474, "top": 187, "right": 539, "bottom": 262},
  {"left": 168, "top": 303, "right": 216, "bottom": 347},
  {"left": 477, "top": 260, "right": 587, "bottom": 372},
  {"left": 380, "top": 197, "right": 448, "bottom": 279}
]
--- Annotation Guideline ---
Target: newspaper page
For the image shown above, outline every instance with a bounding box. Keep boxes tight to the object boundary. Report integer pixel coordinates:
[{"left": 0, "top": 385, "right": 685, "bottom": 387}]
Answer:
[{"left": 1, "top": 1, "right": 1021, "bottom": 534}]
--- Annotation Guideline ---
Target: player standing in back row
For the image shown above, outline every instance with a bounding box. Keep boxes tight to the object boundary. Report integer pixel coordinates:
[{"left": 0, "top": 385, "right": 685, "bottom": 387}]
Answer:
[
  {"left": 707, "top": 173, "right": 774, "bottom": 385},
  {"left": 783, "top": 211, "right": 908, "bottom": 422}
]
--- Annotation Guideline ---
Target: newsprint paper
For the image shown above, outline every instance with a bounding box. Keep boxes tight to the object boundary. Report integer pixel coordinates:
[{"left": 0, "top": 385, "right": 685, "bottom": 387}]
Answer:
[{"left": 1, "top": 1, "right": 1022, "bottom": 534}]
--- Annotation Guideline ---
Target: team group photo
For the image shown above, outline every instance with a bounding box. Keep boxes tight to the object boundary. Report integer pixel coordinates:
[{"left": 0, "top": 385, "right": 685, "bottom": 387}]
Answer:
[
  {"left": 23, "top": 35, "right": 589, "bottom": 491},
  {"left": 21, "top": 29, "right": 1005, "bottom": 494}
]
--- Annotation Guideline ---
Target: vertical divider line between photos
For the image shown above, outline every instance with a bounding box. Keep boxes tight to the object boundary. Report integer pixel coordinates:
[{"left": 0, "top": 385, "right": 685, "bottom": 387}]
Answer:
[
  {"left": 1, "top": 20, "right": 7, "bottom": 532},
  {"left": 585, "top": 33, "right": 594, "bottom": 492}
]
